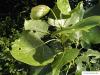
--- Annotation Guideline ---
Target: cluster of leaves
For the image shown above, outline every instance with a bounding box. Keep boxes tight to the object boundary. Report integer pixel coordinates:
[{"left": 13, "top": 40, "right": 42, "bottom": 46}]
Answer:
[
  {"left": 0, "top": 0, "right": 100, "bottom": 75},
  {"left": 10, "top": 0, "right": 100, "bottom": 75}
]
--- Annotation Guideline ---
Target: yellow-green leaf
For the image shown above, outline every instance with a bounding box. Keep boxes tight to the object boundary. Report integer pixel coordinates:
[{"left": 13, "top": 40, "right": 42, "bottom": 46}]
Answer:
[
  {"left": 30, "top": 5, "right": 50, "bottom": 19},
  {"left": 11, "top": 31, "right": 54, "bottom": 66},
  {"left": 52, "top": 48, "right": 79, "bottom": 75},
  {"left": 57, "top": 0, "right": 71, "bottom": 15}
]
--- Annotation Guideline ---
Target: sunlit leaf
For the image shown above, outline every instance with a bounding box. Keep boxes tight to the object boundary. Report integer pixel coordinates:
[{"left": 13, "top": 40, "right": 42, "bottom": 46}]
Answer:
[
  {"left": 24, "top": 19, "right": 49, "bottom": 38},
  {"left": 30, "top": 5, "right": 50, "bottom": 19},
  {"left": 11, "top": 31, "right": 54, "bottom": 66},
  {"left": 48, "top": 2, "right": 84, "bottom": 28},
  {"left": 57, "top": 0, "right": 71, "bottom": 15},
  {"left": 53, "top": 16, "right": 100, "bottom": 35},
  {"left": 69, "top": 1, "right": 84, "bottom": 25}
]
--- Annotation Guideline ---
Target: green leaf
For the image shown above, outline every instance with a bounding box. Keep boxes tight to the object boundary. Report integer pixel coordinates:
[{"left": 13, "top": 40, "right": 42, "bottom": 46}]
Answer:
[
  {"left": 52, "top": 48, "right": 79, "bottom": 75},
  {"left": 11, "top": 31, "right": 54, "bottom": 66},
  {"left": 75, "top": 54, "right": 89, "bottom": 75},
  {"left": 57, "top": 0, "right": 71, "bottom": 15},
  {"left": 30, "top": 5, "right": 50, "bottom": 19},
  {"left": 69, "top": 1, "right": 84, "bottom": 25},
  {"left": 53, "top": 16, "right": 100, "bottom": 35},
  {"left": 24, "top": 20, "right": 49, "bottom": 38},
  {"left": 81, "top": 26, "right": 100, "bottom": 45},
  {"left": 86, "top": 50, "right": 100, "bottom": 59},
  {"left": 75, "top": 49, "right": 100, "bottom": 75},
  {"left": 48, "top": 2, "right": 84, "bottom": 28}
]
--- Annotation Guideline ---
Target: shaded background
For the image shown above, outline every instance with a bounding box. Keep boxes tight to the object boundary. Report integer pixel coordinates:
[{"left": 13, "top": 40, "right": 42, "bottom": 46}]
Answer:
[{"left": 0, "top": 0, "right": 98, "bottom": 18}]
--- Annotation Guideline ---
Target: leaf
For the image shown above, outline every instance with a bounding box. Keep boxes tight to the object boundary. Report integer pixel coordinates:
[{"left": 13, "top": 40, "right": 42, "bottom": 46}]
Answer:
[
  {"left": 75, "top": 49, "right": 100, "bottom": 75},
  {"left": 24, "top": 20, "right": 49, "bottom": 38},
  {"left": 69, "top": 1, "right": 84, "bottom": 25},
  {"left": 52, "top": 48, "right": 79, "bottom": 75},
  {"left": 53, "top": 16, "right": 100, "bottom": 35},
  {"left": 57, "top": 0, "right": 71, "bottom": 15},
  {"left": 81, "top": 26, "right": 100, "bottom": 45},
  {"left": 75, "top": 54, "right": 89, "bottom": 75},
  {"left": 85, "top": 49, "right": 100, "bottom": 58},
  {"left": 48, "top": 2, "right": 84, "bottom": 28},
  {"left": 11, "top": 31, "right": 54, "bottom": 66},
  {"left": 30, "top": 5, "right": 50, "bottom": 19}
]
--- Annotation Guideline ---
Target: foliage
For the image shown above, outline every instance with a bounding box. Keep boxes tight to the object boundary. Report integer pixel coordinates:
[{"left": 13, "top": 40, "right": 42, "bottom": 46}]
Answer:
[
  {"left": 57, "top": 0, "right": 71, "bottom": 15},
  {"left": 30, "top": 5, "right": 50, "bottom": 19},
  {"left": 0, "top": 0, "right": 100, "bottom": 75},
  {"left": 10, "top": 0, "right": 100, "bottom": 75}
]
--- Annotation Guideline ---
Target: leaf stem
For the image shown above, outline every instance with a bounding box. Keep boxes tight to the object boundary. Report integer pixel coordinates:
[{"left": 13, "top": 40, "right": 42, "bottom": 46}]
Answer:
[
  {"left": 50, "top": 9, "right": 62, "bottom": 29},
  {"left": 50, "top": 9, "right": 58, "bottom": 20},
  {"left": 36, "top": 39, "right": 60, "bottom": 49},
  {"left": 66, "top": 62, "right": 72, "bottom": 75}
]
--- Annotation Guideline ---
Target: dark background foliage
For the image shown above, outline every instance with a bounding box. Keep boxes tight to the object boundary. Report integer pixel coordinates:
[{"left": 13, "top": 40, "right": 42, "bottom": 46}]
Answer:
[{"left": 0, "top": 0, "right": 99, "bottom": 75}]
